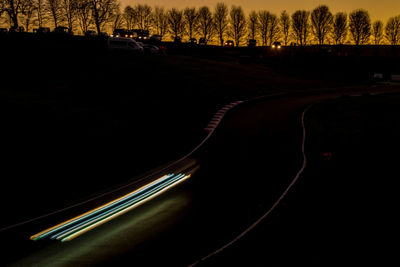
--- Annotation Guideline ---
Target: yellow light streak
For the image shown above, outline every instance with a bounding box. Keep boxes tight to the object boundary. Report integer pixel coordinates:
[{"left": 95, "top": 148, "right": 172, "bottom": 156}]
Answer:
[
  {"left": 30, "top": 174, "right": 171, "bottom": 240},
  {"left": 62, "top": 174, "right": 191, "bottom": 242}
]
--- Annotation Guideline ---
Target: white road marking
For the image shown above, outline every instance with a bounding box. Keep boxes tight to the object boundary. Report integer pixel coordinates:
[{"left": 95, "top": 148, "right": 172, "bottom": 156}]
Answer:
[{"left": 189, "top": 104, "right": 312, "bottom": 266}]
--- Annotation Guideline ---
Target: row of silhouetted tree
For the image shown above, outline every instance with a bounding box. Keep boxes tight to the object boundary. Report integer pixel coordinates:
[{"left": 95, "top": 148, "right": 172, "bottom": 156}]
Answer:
[{"left": 1, "top": 1, "right": 400, "bottom": 46}]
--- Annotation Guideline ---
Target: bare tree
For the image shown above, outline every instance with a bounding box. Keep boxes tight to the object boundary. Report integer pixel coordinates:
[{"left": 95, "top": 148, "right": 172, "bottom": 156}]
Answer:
[
  {"left": 311, "top": 5, "right": 333, "bottom": 45},
  {"left": 167, "top": 8, "right": 184, "bottom": 39},
  {"left": 332, "top": 12, "right": 347, "bottom": 45},
  {"left": 0, "top": 1, "right": 5, "bottom": 17},
  {"left": 19, "top": 0, "right": 35, "bottom": 32},
  {"left": 61, "top": 0, "right": 77, "bottom": 33},
  {"left": 248, "top": 10, "right": 258, "bottom": 40},
  {"left": 229, "top": 5, "right": 246, "bottom": 46},
  {"left": 0, "top": 0, "right": 31, "bottom": 28},
  {"left": 90, "top": 0, "right": 118, "bottom": 35},
  {"left": 385, "top": 16, "right": 400, "bottom": 45},
  {"left": 183, "top": 7, "right": 197, "bottom": 39},
  {"left": 152, "top": 6, "right": 167, "bottom": 36},
  {"left": 76, "top": 0, "right": 92, "bottom": 33},
  {"left": 111, "top": 4, "right": 122, "bottom": 31},
  {"left": 372, "top": 20, "right": 384, "bottom": 44},
  {"left": 34, "top": 0, "right": 47, "bottom": 27},
  {"left": 197, "top": 6, "right": 214, "bottom": 42},
  {"left": 134, "top": 4, "right": 152, "bottom": 30},
  {"left": 258, "top": 10, "right": 271, "bottom": 46},
  {"left": 123, "top": 5, "right": 134, "bottom": 29},
  {"left": 46, "top": 0, "right": 62, "bottom": 28},
  {"left": 291, "top": 10, "right": 310, "bottom": 46},
  {"left": 349, "top": 9, "right": 371, "bottom": 45},
  {"left": 280, "top": 10, "right": 290, "bottom": 45},
  {"left": 22, "top": 0, "right": 35, "bottom": 31},
  {"left": 213, "top": 2, "right": 228, "bottom": 46},
  {"left": 1, "top": 2, "right": 8, "bottom": 27},
  {"left": 268, "top": 13, "right": 280, "bottom": 45}
]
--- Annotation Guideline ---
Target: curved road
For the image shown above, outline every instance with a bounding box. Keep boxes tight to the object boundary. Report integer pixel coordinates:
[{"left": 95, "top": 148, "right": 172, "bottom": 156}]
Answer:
[{"left": 3, "top": 85, "right": 400, "bottom": 266}]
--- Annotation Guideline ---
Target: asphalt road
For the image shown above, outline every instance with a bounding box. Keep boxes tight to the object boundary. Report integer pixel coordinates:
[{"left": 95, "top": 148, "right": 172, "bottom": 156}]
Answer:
[
  {"left": 196, "top": 90, "right": 400, "bottom": 266},
  {"left": 3, "top": 85, "right": 400, "bottom": 266}
]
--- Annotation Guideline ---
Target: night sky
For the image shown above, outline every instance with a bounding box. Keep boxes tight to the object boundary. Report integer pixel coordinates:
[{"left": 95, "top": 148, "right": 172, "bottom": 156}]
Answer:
[{"left": 120, "top": 0, "right": 400, "bottom": 21}]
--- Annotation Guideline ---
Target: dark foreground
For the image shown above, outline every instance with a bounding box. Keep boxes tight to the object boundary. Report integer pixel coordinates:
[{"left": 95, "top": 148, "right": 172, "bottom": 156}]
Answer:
[
  {"left": 200, "top": 92, "right": 400, "bottom": 266},
  {"left": 3, "top": 88, "right": 400, "bottom": 266},
  {"left": 0, "top": 35, "right": 351, "bottom": 231},
  {"left": 1, "top": 35, "right": 400, "bottom": 265}
]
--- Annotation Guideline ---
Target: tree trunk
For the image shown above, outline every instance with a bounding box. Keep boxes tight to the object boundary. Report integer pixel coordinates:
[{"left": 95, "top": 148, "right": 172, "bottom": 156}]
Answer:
[
  {"left": 8, "top": 11, "right": 19, "bottom": 28},
  {"left": 93, "top": 10, "right": 101, "bottom": 35},
  {"left": 96, "top": 21, "right": 101, "bottom": 35}
]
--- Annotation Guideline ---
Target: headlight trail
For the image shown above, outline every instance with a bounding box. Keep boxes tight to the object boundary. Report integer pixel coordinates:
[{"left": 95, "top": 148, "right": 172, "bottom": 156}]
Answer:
[{"left": 30, "top": 173, "right": 191, "bottom": 242}]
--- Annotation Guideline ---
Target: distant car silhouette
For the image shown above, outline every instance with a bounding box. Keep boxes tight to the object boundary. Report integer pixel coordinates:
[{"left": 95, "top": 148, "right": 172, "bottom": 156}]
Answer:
[
  {"left": 9, "top": 26, "right": 24, "bottom": 33},
  {"left": 33, "top": 27, "right": 50, "bottom": 34},
  {"left": 150, "top": 34, "right": 162, "bottom": 42},
  {"left": 188, "top": 38, "right": 197, "bottom": 44},
  {"left": 135, "top": 29, "right": 149, "bottom": 40},
  {"left": 108, "top": 37, "right": 144, "bottom": 52},
  {"left": 85, "top": 30, "right": 97, "bottom": 37},
  {"left": 112, "top": 29, "right": 134, "bottom": 38},
  {"left": 224, "top": 40, "right": 234, "bottom": 47},
  {"left": 199, "top": 37, "right": 207, "bottom": 45},
  {"left": 174, "top": 37, "right": 182, "bottom": 44},
  {"left": 248, "top": 39, "right": 257, "bottom": 47},
  {"left": 53, "top": 26, "right": 72, "bottom": 35},
  {"left": 271, "top": 41, "right": 282, "bottom": 49}
]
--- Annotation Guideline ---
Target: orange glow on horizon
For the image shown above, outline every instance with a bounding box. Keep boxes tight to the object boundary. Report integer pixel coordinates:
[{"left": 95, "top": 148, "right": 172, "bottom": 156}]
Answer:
[{"left": 120, "top": 0, "right": 400, "bottom": 21}]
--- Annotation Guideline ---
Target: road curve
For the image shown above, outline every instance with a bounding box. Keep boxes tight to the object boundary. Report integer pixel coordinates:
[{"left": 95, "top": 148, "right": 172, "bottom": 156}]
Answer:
[
  {"left": 189, "top": 104, "right": 312, "bottom": 266},
  {"left": 3, "top": 85, "right": 400, "bottom": 266}
]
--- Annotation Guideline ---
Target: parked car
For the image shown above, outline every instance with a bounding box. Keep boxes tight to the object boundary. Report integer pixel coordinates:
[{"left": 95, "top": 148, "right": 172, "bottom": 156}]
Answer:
[
  {"left": 134, "top": 29, "right": 149, "bottom": 40},
  {"left": 224, "top": 40, "right": 234, "bottom": 47},
  {"left": 188, "top": 38, "right": 197, "bottom": 45},
  {"left": 0, "top": 28, "right": 8, "bottom": 34},
  {"left": 174, "top": 37, "right": 182, "bottom": 44},
  {"left": 150, "top": 34, "right": 162, "bottom": 42},
  {"left": 85, "top": 30, "right": 97, "bottom": 37},
  {"left": 199, "top": 37, "right": 207, "bottom": 45},
  {"left": 33, "top": 27, "right": 50, "bottom": 34},
  {"left": 112, "top": 29, "right": 134, "bottom": 38},
  {"left": 141, "top": 43, "right": 160, "bottom": 54},
  {"left": 53, "top": 26, "right": 71, "bottom": 34},
  {"left": 271, "top": 41, "right": 282, "bottom": 49},
  {"left": 107, "top": 37, "right": 144, "bottom": 52},
  {"left": 248, "top": 39, "right": 257, "bottom": 47},
  {"left": 9, "top": 26, "right": 24, "bottom": 33}
]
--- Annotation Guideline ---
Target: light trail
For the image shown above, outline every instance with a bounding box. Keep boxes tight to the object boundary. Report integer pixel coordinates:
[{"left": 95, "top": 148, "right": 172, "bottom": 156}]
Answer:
[
  {"left": 30, "top": 174, "right": 175, "bottom": 240},
  {"left": 30, "top": 173, "right": 191, "bottom": 242}
]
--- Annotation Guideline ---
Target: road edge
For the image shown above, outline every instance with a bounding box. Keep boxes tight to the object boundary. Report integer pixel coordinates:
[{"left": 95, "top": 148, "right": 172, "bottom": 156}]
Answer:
[{"left": 188, "top": 104, "right": 312, "bottom": 267}]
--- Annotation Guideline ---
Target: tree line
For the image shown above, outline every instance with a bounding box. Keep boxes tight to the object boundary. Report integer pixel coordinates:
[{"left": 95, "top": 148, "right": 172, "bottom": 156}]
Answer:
[{"left": 1, "top": 0, "right": 400, "bottom": 46}]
